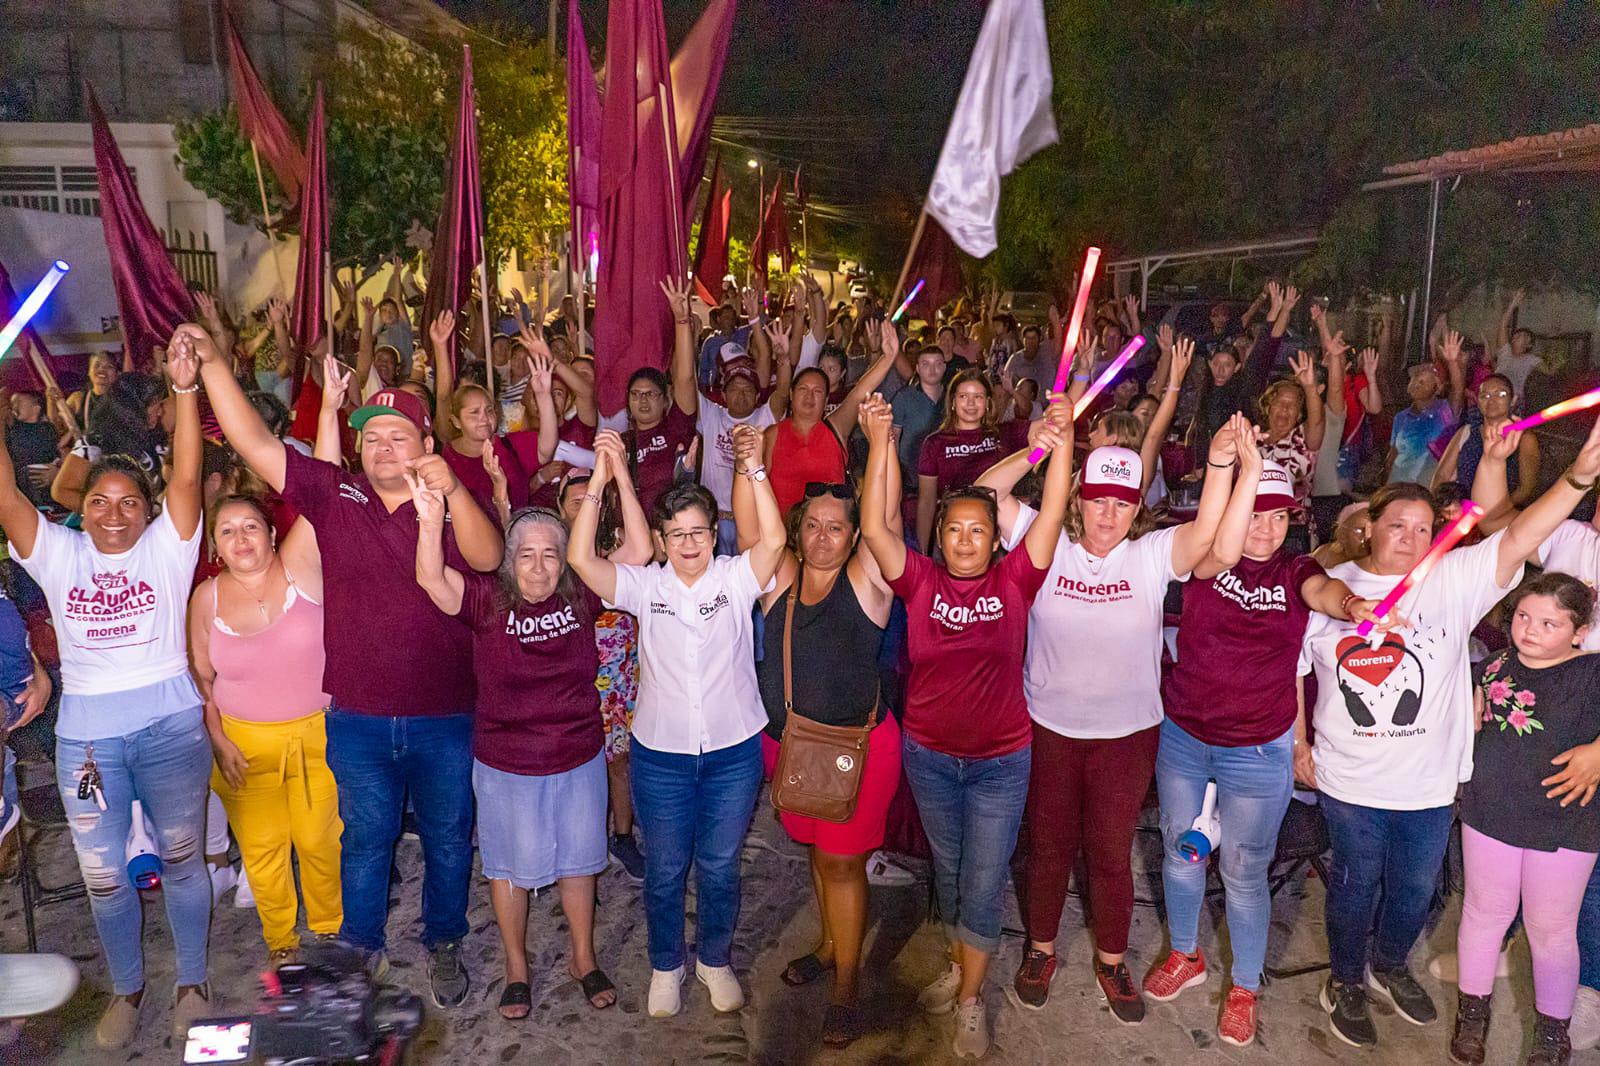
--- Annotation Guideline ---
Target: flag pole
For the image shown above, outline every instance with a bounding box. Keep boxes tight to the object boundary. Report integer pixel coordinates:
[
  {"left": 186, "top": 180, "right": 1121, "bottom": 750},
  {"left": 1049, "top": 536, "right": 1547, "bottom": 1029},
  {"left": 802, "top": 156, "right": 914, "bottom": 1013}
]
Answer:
[
  {"left": 323, "top": 253, "right": 338, "bottom": 396},
  {"left": 890, "top": 207, "right": 928, "bottom": 312},
  {"left": 479, "top": 235, "right": 497, "bottom": 404},
  {"left": 657, "top": 82, "right": 685, "bottom": 278},
  {"left": 250, "top": 142, "right": 289, "bottom": 295}
]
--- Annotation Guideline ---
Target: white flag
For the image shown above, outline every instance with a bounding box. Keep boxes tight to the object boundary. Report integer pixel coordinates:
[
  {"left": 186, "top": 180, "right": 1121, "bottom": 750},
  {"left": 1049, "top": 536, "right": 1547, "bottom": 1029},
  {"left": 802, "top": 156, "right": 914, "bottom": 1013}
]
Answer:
[{"left": 925, "top": 0, "right": 1059, "bottom": 259}]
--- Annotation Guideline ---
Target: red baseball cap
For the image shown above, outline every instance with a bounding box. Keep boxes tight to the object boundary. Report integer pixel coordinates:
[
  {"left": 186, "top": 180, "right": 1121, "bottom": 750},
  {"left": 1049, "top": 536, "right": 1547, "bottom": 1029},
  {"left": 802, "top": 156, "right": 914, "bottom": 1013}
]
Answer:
[
  {"left": 722, "top": 356, "right": 759, "bottom": 387},
  {"left": 1254, "top": 460, "right": 1297, "bottom": 513},
  {"left": 1081, "top": 446, "right": 1142, "bottom": 504},
  {"left": 350, "top": 388, "right": 432, "bottom": 436}
]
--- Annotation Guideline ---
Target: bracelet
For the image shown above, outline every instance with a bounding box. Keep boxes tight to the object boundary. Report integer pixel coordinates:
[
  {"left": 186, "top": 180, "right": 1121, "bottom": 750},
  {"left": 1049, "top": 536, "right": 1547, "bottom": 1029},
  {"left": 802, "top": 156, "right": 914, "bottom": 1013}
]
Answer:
[
  {"left": 1566, "top": 468, "right": 1598, "bottom": 493},
  {"left": 1340, "top": 593, "right": 1362, "bottom": 620},
  {"left": 740, "top": 465, "right": 766, "bottom": 478},
  {"left": 1207, "top": 459, "right": 1234, "bottom": 469},
  {"left": 582, "top": 493, "right": 602, "bottom": 505},
  {"left": 1072, "top": 374, "right": 1091, "bottom": 383},
  {"left": 1164, "top": 385, "right": 1182, "bottom": 393},
  {"left": 172, "top": 383, "right": 200, "bottom": 395}
]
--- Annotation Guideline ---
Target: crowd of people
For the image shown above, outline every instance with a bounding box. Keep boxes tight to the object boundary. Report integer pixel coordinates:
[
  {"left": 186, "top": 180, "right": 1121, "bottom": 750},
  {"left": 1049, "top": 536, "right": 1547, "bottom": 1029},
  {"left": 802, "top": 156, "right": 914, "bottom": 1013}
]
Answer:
[{"left": 2, "top": 268, "right": 1599, "bottom": 1066}]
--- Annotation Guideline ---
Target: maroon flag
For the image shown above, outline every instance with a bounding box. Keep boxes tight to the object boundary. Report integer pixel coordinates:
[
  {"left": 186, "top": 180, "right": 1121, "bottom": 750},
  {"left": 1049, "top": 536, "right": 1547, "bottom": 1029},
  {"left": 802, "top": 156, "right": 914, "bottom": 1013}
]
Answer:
[
  {"left": 566, "top": 0, "right": 601, "bottom": 273},
  {"left": 89, "top": 87, "right": 194, "bottom": 372},
  {"left": 691, "top": 155, "right": 730, "bottom": 305},
  {"left": 793, "top": 164, "right": 807, "bottom": 209},
  {"left": 222, "top": 3, "right": 306, "bottom": 203},
  {"left": 749, "top": 176, "right": 768, "bottom": 294},
  {"left": 905, "top": 216, "right": 964, "bottom": 320},
  {"left": 288, "top": 84, "right": 328, "bottom": 401},
  {"left": 422, "top": 46, "right": 487, "bottom": 376},
  {"left": 0, "top": 257, "right": 51, "bottom": 390},
  {"left": 761, "top": 175, "right": 793, "bottom": 274},
  {"left": 668, "top": 0, "right": 736, "bottom": 222},
  {"left": 594, "top": 0, "right": 681, "bottom": 415}
]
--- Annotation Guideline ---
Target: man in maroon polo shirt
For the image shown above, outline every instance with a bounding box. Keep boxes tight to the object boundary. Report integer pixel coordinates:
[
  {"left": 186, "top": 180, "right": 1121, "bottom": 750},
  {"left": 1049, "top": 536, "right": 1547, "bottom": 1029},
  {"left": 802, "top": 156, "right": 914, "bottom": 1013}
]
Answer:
[{"left": 191, "top": 330, "right": 501, "bottom": 1009}]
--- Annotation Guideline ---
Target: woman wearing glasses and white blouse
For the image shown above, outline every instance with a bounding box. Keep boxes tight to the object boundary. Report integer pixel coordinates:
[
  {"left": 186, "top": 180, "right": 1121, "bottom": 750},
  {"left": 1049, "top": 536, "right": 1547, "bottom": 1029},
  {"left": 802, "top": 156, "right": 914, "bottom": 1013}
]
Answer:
[{"left": 568, "top": 423, "right": 787, "bottom": 1020}]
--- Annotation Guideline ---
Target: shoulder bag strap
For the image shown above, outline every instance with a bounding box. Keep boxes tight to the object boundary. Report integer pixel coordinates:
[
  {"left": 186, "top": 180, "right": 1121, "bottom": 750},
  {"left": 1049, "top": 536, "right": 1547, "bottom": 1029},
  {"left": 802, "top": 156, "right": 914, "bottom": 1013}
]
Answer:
[{"left": 783, "top": 562, "right": 800, "bottom": 715}]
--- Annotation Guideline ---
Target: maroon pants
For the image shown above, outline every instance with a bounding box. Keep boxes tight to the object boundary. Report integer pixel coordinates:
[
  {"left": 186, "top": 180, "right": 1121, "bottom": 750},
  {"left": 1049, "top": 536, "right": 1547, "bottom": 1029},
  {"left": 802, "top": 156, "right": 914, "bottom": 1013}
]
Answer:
[{"left": 1022, "top": 721, "right": 1159, "bottom": 954}]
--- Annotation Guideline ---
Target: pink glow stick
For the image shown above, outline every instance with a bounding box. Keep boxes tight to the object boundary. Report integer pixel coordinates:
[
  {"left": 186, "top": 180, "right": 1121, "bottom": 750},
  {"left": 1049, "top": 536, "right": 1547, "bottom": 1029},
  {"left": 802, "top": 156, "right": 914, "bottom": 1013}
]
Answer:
[
  {"left": 1072, "top": 336, "right": 1146, "bottom": 420},
  {"left": 1355, "top": 500, "right": 1484, "bottom": 637},
  {"left": 1028, "top": 245, "right": 1101, "bottom": 463},
  {"left": 891, "top": 278, "right": 925, "bottom": 323},
  {"left": 1502, "top": 384, "right": 1600, "bottom": 436}
]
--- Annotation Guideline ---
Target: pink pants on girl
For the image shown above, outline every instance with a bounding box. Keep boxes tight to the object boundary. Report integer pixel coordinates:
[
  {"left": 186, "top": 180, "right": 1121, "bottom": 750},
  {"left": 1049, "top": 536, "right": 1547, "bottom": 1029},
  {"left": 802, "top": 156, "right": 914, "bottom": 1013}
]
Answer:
[{"left": 1458, "top": 824, "right": 1598, "bottom": 1018}]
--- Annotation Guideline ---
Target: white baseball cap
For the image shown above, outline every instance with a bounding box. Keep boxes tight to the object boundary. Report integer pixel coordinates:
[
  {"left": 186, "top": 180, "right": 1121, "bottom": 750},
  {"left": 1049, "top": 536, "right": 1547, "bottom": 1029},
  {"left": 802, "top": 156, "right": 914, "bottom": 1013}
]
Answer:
[
  {"left": 1082, "top": 446, "right": 1142, "bottom": 504},
  {"left": 1254, "top": 460, "right": 1297, "bottom": 513}
]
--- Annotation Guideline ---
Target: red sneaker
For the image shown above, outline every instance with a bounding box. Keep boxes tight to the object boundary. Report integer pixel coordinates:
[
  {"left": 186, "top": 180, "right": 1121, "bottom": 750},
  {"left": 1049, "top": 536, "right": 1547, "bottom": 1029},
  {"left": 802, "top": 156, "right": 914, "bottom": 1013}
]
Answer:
[
  {"left": 1218, "top": 985, "right": 1259, "bottom": 1048},
  {"left": 1142, "top": 949, "right": 1207, "bottom": 1003}
]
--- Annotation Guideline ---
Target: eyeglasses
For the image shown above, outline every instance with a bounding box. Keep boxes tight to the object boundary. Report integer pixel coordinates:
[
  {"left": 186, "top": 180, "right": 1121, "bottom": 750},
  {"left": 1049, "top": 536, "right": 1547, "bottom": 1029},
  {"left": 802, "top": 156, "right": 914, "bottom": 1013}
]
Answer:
[
  {"left": 1478, "top": 387, "right": 1511, "bottom": 400},
  {"left": 804, "top": 481, "right": 854, "bottom": 501},
  {"left": 628, "top": 389, "right": 664, "bottom": 401},
  {"left": 663, "top": 526, "right": 714, "bottom": 546}
]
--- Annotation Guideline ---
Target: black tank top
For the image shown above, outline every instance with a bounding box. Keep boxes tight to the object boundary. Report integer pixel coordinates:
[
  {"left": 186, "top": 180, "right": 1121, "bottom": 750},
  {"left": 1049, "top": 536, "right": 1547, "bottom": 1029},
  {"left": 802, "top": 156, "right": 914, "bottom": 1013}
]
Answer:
[{"left": 757, "top": 566, "right": 886, "bottom": 739}]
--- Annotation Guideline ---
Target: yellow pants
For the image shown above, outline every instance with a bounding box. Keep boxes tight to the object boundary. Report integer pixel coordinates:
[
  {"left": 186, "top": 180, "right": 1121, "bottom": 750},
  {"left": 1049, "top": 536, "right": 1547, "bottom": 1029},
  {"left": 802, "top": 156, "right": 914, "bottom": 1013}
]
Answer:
[{"left": 212, "top": 710, "right": 343, "bottom": 950}]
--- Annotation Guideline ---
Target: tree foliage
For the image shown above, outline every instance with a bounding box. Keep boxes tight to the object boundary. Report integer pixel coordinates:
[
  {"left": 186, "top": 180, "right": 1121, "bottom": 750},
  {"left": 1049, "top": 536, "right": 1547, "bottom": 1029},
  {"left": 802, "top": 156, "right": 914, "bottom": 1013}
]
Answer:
[
  {"left": 173, "top": 23, "right": 566, "bottom": 277},
  {"left": 994, "top": 2, "right": 1600, "bottom": 301}
]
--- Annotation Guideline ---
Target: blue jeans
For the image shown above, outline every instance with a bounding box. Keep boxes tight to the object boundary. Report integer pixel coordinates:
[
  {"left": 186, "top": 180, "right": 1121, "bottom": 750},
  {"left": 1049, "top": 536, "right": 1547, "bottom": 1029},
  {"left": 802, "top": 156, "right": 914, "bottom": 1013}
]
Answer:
[
  {"left": 1577, "top": 853, "right": 1600, "bottom": 990},
  {"left": 323, "top": 709, "right": 474, "bottom": 952},
  {"left": 1321, "top": 794, "right": 1454, "bottom": 985},
  {"left": 630, "top": 733, "right": 761, "bottom": 972},
  {"left": 901, "top": 734, "right": 1031, "bottom": 953},
  {"left": 55, "top": 705, "right": 212, "bottom": 994},
  {"left": 1156, "top": 719, "right": 1294, "bottom": 991},
  {"left": 2, "top": 742, "right": 15, "bottom": 827}
]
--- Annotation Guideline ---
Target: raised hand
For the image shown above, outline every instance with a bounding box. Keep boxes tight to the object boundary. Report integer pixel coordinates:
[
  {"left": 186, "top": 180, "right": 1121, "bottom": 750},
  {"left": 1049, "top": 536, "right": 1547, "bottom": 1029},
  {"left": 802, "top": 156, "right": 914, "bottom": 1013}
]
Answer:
[
  {"left": 1122, "top": 293, "right": 1139, "bottom": 321},
  {"left": 1157, "top": 321, "right": 1175, "bottom": 354},
  {"left": 1290, "top": 351, "right": 1317, "bottom": 389},
  {"left": 195, "top": 291, "right": 223, "bottom": 331},
  {"left": 321, "top": 351, "right": 351, "bottom": 412},
  {"left": 1440, "top": 328, "right": 1464, "bottom": 366},
  {"left": 1281, "top": 285, "right": 1302, "bottom": 313},
  {"left": 1308, "top": 302, "right": 1325, "bottom": 325},
  {"left": 1027, "top": 414, "right": 1072, "bottom": 455},
  {"left": 404, "top": 453, "right": 460, "bottom": 496},
  {"left": 266, "top": 296, "right": 289, "bottom": 326},
  {"left": 1169, "top": 336, "right": 1194, "bottom": 383},
  {"left": 1265, "top": 281, "right": 1285, "bottom": 319},
  {"left": 360, "top": 296, "right": 376, "bottom": 323},
  {"left": 1571, "top": 412, "right": 1600, "bottom": 483},
  {"left": 168, "top": 322, "right": 218, "bottom": 372},
  {"left": 482, "top": 443, "right": 508, "bottom": 496},
  {"left": 879, "top": 318, "right": 900, "bottom": 363},
  {"left": 593, "top": 428, "right": 627, "bottom": 479},
  {"left": 1233, "top": 412, "right": 1263, "bottom": 475},
  {"left": 429, "top": 310, "right": 455, "bottom": 350},
  {"left": 403, "top": 468, "right": 446, "bottom": 526},
  {"left": 1208, "top": 412, "right": 1241, "bottom": 467},
  {"left": 731, "top": 423, "right": 762, "bottom": 472},
  {"left": 659, "top": 276, "right": 692, "bottom": 323},
  {"left": 741, "top": 286, "right": 760, "bottom": 322},
  {"left": 1483, "top": 420, "right": 1521, "bottom": 462},
  {"left": 764, "top": 319, "right": 792, "bottom": 360},
  {"left": 1360, "top": 346, "right": 1380, "bottom": 379},
  {"left": 528, "top": 350, "right": 554, "bottom": 396},
  {"left": 858, "top": 393, "right": 893, "bottom": 446}
]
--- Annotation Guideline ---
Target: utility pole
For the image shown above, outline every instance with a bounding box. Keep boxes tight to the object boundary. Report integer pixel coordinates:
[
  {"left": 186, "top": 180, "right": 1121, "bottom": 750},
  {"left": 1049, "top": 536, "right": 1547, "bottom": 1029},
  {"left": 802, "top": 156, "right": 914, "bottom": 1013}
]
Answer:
[{"left": 548, "top": 0, "right": 558, "bottom": 66}]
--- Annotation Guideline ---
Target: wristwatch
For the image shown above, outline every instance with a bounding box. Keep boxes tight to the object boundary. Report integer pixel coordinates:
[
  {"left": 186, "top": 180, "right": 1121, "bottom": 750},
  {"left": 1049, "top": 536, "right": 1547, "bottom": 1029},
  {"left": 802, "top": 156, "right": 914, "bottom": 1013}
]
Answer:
[{"left": 743, "top": 466, "right": 768, "bottom": 483}]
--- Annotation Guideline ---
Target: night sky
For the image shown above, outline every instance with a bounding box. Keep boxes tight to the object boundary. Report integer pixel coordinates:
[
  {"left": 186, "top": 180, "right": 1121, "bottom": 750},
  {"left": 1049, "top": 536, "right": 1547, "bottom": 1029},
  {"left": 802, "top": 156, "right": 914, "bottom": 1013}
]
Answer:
[{"left": 438, "top": 0, "right": 987, "bottom": 262}]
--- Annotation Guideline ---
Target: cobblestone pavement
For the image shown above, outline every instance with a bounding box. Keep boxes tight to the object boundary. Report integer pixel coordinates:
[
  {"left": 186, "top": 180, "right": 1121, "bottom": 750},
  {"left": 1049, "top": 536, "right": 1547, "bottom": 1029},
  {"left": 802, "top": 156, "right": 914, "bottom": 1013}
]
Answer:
[{"left": 0, "top": 760, "right": 1574, "bottom": 1064}]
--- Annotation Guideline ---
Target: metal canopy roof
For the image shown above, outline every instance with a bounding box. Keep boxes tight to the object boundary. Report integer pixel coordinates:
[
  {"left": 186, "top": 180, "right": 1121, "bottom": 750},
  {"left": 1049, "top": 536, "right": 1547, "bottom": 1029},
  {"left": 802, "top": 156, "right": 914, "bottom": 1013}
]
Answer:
[{"left": 1368, "top": 122, "right": 1600, "bottom": 189}]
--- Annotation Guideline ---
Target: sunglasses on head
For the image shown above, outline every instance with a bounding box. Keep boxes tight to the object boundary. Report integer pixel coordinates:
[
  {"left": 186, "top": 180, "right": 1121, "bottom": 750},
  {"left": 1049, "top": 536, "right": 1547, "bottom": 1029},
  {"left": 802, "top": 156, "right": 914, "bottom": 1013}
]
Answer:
[{"left": 803, "top": 481, "right": 854, "bottom": 501}]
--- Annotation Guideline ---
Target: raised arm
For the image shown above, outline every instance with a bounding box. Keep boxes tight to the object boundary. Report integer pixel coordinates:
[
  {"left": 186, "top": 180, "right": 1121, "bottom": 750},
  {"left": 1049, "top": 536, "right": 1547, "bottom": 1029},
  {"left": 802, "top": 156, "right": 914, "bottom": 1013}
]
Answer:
[
  {"left": 764, "top": 321, "right": 794, "bottom": 418},
  {"left": 0, "top": 411, "right": 40, "bottom": 557},
  {"left": 480, "top": 445, "right": 512, "bottom": 529},
  {"left": 357, "top": 296, "right": 377, "bottom": 386},
  {"left": 1439, "top": 328, "right": 1467, "bottom": 418},
  {"left": 730, "top": 423, "right": 785, "bottom": 585},
  {"left": 429, "top": 311, "right": 457, "bottom": 440},
  {"left": 859, "top": 393, "right": 907, "bottom": 581},
  {"left": 524, "top": 347, "right": 559, "bottom": 464},
  {"left": 1359, "top": 346, "right": 1383, "bottom": 415},
  {"left": 827, "top": 319, "right": 899, "bottom": 439},
  {"left": 196, "top": 324, "right": 288, "bottom": 492},
  {"left": 661, "top": 277, "right": 698, "bottom": 416},
  {"left": 567, "top": 440, "right": 623, "bottom": 601},
  {"left": 1171, "top": 416, "right": 1248, "bottom": 575},
  {"left": 1492, "top": 416, "right": 1600, "bottom": 587},
  {"left": 406, "top": 451, "right": 502, "bottom": 572},
  {"left": 595, "top": 431, "right": 652, "bottom": 565},
  {"left": 1193, "top": 416, "right": 1255, "bottom": 581},
  {"left": 1140, "top": 337, "right": 1191, "bottom": 491},
  {"left": 807, "top": 276, "right": 827, "bottom": 346},
  {"left": 1022, "top": 408, "right": 1075, "bottom": 569},
  {"left": 315, "top": 351, "right": 349, "bottom": 466},
  {"left": 1497, "top": 288, "right": 1524, "bottom": 355},
  {"left": 160, "top": 326, "right": 205, "bottom": 539},
  {"left": 405, "top": 467, "right": 465, "bottom": 615},
  {"left": 1291, "top": 351, "right": 1326, "bottom": 452}
]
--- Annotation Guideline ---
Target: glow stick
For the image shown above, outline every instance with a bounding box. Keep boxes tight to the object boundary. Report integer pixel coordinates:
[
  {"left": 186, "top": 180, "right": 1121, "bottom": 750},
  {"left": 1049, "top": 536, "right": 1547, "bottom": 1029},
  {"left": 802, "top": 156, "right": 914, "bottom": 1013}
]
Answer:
[
  {"left": 1355, "top": 500, "right": 1484, "bottom": 638},
  {"left": 891, "top": 278, "right": 924, "bottom": 323},
  {"left": 1072, "top": 336, "right": 1146, "bottom": 420},
  {"left": 1502, "top": 384, "right": 1600, "bottom": 436},
  {"left": 1028, "top": 245, "right": 1100, "bottom": 463},
  {"left": 0, "top": 260, "right": 69, "bottom": 360}
]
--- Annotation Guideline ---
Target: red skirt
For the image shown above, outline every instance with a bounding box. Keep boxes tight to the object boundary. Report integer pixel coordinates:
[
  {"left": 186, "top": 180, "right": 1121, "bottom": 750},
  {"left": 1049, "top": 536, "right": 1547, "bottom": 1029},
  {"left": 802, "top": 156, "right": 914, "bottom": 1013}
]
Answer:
[{"left": 761, "top": 714, "right": 902, "bottom": 857}]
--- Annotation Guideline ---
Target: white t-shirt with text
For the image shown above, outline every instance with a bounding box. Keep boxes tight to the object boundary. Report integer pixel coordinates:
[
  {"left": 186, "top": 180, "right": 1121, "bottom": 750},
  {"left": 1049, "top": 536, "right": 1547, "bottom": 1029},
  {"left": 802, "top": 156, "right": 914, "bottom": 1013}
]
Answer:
[
  {"left": 1538, "top": 519, "right": 1600, "bottom": 650},
  {"left": 697, "top": 398, "right": 778, "bottom": 513}
]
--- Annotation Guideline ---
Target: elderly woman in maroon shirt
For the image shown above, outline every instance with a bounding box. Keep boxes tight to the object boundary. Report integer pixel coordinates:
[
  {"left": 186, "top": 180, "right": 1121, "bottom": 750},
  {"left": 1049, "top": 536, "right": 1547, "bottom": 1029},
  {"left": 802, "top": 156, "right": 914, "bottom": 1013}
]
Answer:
[{"left": 410, "top": 430, "right": 650, "bottom": 1019}]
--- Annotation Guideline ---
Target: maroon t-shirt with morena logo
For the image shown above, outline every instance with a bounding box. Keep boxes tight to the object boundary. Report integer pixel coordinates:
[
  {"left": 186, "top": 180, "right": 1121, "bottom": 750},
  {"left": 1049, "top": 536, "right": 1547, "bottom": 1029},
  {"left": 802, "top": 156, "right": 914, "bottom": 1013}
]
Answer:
[
  {"left": 279, "top": 447, "right": 475, "bottom": 715},
  {"left": 918, "top": 428, "right": 1005, "bottom": 495},
  {"left": 888, "top": 547, "right": 1048, "bottom": 759},
  {"left": 626, "top": 405, "right": 696, "bottom": 516},
  {"left": 1163, "top": 549, "right": 1322, "bottom": 746},
  {"left": 459, "top": 574, "right": 603, "bottom": 776}
]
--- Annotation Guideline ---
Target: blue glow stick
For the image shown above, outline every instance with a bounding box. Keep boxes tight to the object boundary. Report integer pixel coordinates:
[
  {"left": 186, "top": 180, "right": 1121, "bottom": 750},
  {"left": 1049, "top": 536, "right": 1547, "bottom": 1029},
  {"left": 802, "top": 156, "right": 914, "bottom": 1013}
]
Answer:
[
  {"left": 0, "top": 260, "right": 69, "bottom": 360},
  {"left": 891, "top": 278, "right": 924, "bottom": 323}
]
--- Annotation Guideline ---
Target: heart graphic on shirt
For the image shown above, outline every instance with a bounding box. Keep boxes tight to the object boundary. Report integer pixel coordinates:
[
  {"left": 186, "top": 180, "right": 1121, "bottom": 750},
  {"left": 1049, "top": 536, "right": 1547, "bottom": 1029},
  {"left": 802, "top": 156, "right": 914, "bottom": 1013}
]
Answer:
[{"left": 1336, "top": 634, "right": 1407, "bottom": 687}]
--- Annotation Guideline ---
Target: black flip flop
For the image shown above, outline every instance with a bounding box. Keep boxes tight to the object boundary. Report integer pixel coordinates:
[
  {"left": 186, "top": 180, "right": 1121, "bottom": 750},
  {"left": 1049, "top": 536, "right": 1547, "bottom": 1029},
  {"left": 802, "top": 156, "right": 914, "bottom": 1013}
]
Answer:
[
  {"left": 781, "top": 953, "right": 833, "bottom": 987},
  {"left": 498, "top": 981, "right": 531, "bottom": 1020},
  {"left": 575, "top": 968, "right": 616, "bottom": 1010},
  {"left": 821, "top": 1003, "right": 863, "bottom": 1048}
]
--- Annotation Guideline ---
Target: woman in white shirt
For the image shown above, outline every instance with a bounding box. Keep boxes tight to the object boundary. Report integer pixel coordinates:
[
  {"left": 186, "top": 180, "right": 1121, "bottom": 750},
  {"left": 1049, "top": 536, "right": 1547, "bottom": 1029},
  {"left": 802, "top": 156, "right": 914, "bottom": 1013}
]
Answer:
[
  {"left": 0, "top": 324, "right": 208, "bottom": 1050},
  {"left": 977, "top": 412, "right": 1242, "bottom": 1022},
  {"left": 1298, "top": 416, "right": 1600, "bottom": 1051},
  {"left": 568, "top": 423, "right": 786, "bottom": 1020}
]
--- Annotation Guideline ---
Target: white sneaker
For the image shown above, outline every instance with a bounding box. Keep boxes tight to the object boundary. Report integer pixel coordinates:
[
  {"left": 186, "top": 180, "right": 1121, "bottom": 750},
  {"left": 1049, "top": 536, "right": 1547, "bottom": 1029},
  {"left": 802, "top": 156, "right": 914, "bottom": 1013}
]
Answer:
[
  {"left": 1571, "top": 985, "right": 1600, "bottom": 1051},
  {"left": 208, "top": 862, "right": 238, "bottom": 906},
  {"left": 1426, "top": 948, "right": 1513, "bottom": 984},
  {"left": 233, "top": 868, "right": 255, "bottom": 909},
  {"left": 866, "top": 850, "right": 918, "bottom": 887},
  {"left": 647, "top": 965, "right": 686, "bottom": 1018},
  {"left": 953, "top": 996, "right": 989, "bottom": 1059},
  {"left": 918, "top": 961, "right": 963, "bottom": 1015},
  {"left": 695, "top": 960, "right": 744, "bottom": 1012}
]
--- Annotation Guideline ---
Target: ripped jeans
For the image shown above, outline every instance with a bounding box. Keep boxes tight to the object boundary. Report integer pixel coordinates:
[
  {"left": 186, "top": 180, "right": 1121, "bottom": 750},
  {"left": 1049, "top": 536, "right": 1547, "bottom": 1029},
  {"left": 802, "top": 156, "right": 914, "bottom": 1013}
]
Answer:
[{"left": 55, "top": 705, "right": 213, "bottom": 994}]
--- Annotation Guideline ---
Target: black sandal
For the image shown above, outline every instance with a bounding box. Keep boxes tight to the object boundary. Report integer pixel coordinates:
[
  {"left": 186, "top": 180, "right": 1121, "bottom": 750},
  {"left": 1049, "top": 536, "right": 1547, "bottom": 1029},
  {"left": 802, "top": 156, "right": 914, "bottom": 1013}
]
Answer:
[
  {"left": 821, "top": 1003, "right": 862, "bottom": 1048},
  {"left": 575, "top": 968, "right": 616, "bottom": 1010},
  {"left": 498, "top": 981, "right": 531, "bottom": 1020},
  {"left": 781, "top": 953, "right": 833, "bottom": 987}
]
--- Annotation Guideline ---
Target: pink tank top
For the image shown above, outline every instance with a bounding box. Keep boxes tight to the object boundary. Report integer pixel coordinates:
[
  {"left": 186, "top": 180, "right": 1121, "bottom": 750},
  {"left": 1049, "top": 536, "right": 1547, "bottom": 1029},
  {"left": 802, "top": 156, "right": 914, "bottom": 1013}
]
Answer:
[{"left": 209, "top": 574, "right": 331, "bottom": 723}]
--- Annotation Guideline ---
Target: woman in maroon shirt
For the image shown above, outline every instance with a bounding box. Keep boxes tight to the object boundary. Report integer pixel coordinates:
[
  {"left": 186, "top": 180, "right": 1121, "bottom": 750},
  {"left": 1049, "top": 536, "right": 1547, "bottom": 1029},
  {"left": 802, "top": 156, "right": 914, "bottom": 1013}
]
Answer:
[
  {"left": 410, "top": 433, "right": 650, "bottom": 1020},
  {"left": 1152, "top": 452, "right": 1378, "bottom": 1047},
  {"left": 916, "top": 369, "right": 1006, "bottom": 550},
  {"left": 859, "top": 393, "right": 1074, "bottom": 1059}
]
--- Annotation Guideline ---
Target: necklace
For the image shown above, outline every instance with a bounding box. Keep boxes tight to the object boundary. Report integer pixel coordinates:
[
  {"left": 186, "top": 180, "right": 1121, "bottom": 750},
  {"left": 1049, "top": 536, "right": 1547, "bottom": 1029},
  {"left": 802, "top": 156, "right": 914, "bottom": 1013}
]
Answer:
[{"left": 226, "top": 563, "right": 279, "bottom": 623}]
